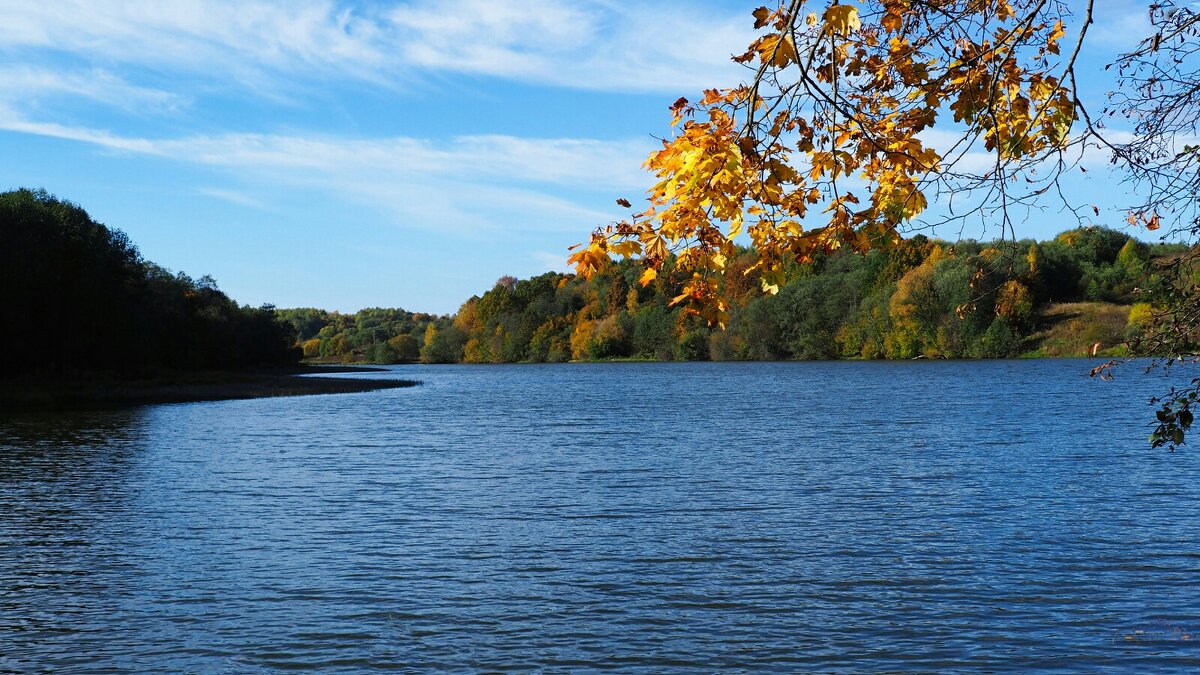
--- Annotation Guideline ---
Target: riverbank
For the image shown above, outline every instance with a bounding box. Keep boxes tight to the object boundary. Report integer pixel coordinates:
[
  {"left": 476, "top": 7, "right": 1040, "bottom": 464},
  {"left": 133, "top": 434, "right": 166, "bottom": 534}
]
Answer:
[{"left": 0, "top": 366, "right": 417, "bottom": 410}]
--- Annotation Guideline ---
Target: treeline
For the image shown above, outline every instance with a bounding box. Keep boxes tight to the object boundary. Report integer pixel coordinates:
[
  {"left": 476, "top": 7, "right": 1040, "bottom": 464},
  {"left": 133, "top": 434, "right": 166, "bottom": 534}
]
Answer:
[
  {"left": 0, "top": 189, "right": 299, "bottom": 378},
  {"left": 288, "top": 226, "right": 1185, "bottom": 364},
  {"left": 275, "top": 308, "right": 458, "bottom": 364},
  {"left": 23, "top": 187, "right": 1173, "bottom": 373}
]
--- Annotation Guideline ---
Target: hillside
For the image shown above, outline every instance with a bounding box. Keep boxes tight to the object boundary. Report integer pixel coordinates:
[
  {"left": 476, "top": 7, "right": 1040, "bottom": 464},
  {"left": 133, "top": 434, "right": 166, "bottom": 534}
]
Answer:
[
  {"left": 1023, "top": 302, "right": 1136, "bottom": 358},
  {"left": 285, "top": 227, "right": 1186, "bottom": 364},
  {"left": 0, "top": 189, "right": 300, "bottom": 378}
]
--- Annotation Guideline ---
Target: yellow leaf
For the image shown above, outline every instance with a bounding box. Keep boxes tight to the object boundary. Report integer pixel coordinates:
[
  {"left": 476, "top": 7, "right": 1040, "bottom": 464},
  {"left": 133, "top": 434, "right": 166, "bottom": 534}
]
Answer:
[
  {"left": 610, "top": 240, "right": 641, "bottom": 258},
  {"left": 729, "top": 211, "right": 744, "bottom": 239},
  {"left": 823, "top": 4, "right": 861, "bottom": 37},
  {"left": 639, "top": 268, "right": 658, "bottom": 287},
  {"left": 1047, "top": 19, "right": 1065, "bottom": 55},
  {"left": 756, "top": 34, "right": 798, "bottom": 67}
]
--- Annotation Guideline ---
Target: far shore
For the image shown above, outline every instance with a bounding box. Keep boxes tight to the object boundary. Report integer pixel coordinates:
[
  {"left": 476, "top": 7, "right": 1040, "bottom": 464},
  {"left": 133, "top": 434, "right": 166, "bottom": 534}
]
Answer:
[{"left": 0, "top": 365, "right": 418, "bottom": 411}]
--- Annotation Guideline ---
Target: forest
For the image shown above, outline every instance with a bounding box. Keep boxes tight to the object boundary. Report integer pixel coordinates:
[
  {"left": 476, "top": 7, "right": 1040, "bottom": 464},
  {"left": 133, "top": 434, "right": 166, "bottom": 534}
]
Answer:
[
  {"left": 2, "top": 187, "right": 1186, "bottom": 372},
  {"left": 288, "top": 226, "right": 1187, "bottom": 365},
  {"left": 0, "top": 189, "right": 299, "bottom": 378}
]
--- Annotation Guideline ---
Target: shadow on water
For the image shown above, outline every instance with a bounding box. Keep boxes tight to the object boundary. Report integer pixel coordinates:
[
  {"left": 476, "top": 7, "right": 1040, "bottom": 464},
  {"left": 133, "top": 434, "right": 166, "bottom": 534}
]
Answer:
[
  {"left": 0, "top": 408, "right": 149, "bottom": 487},
  {"left": 0, "top": 409, "right": 151, "bottom": 671}
]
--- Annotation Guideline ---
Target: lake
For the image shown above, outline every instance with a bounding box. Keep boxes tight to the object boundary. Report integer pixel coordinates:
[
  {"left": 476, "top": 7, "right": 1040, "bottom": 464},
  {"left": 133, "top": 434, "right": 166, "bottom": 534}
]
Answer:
[{"left": 2, "top": 360, "right": 1199, "bottom": 671}]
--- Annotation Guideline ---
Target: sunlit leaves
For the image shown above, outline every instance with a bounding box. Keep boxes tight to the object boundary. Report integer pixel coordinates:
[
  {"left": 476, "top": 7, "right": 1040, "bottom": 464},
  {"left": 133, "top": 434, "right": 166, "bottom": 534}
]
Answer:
[
  {"left": 822, "top": 4, "right": 861, "bottom": 37},
  {"left": 572, "top": 0, "right": 1081, "bottom": 325},
  {"left": 756, "top": 33, "right": 799, "bottom": 67}
]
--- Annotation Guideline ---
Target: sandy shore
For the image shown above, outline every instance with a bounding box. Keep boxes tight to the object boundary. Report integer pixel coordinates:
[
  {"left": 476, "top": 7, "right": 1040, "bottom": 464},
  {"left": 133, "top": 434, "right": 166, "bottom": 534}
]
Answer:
[{"left": 0, "top": 366, "right": 418, "bottom": 410}]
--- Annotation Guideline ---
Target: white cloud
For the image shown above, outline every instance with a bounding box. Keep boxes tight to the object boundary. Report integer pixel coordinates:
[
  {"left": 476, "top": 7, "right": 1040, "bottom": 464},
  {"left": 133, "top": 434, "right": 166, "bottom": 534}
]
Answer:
[
  {"left": 0, "top": 106, "right": 160, "bottom": 151},
  {"left": 917, "top": 126, "right": 1143, "bottom": 176},
  {"left": 0, "top": 0, "right": 747, "bottom": 234},
  {"left": 0, "top": 0, "right": 753, "bottom": 95},
  {"left": 0, "top": 108, "right": 651, "bottom": 234},
  {"left": 195, "top": 187, "right": 273, "bottom": 211},
  {"left": 0, "top": 67, "right": 185, "bottom": 112},
  {"left": 917, "top": 128, "right": 994, "bottom": 173},
  {"left": 1086, "top": 1, "right": 1153, "bottom": 49},
  {"left": 0, "top": 1, "right": 391, "bottom": 89},
  {"left": 387, "top": 0, "right": 752, "bottom": 91}
]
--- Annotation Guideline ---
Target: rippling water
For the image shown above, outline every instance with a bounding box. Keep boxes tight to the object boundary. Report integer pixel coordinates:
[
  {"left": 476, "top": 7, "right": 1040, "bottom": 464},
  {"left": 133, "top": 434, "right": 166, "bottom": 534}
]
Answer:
[{"left": 2, "top": 360, "right": 1199, "bottom": 672}]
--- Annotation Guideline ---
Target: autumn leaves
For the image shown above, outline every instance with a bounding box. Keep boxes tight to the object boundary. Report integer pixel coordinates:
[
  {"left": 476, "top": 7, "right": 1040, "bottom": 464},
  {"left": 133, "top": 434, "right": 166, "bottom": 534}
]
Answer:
[{"left": 570, "top": 1, "right": 1079, "bottom": 328}]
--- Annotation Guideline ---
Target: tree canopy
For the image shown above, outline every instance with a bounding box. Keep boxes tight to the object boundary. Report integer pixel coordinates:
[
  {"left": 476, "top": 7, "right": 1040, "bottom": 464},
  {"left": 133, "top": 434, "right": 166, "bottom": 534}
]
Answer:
[
  {"left": 0, "top": 189, "right": 298, "bottom": 378},
  {"left": 571, "top": 0, "right": 1096, "bottom": 325},
  {"left": 290, "top": 227, "right": 1180, "bottom": 367}
]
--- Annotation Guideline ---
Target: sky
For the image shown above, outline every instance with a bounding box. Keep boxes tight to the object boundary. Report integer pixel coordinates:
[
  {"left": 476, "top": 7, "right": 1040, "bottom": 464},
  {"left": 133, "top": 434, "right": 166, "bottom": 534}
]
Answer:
[{"left": 0, "top": 0, "right": 1162, "bottom": 314}]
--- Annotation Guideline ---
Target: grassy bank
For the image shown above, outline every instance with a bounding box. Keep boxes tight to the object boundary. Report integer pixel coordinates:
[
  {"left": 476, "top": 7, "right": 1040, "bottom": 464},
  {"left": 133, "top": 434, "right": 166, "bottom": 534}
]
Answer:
[
  {"left": 0, "top": 366, "right": 418, "bottom": 410},
  {"left": 1022, "top": 302, "right": 1133, "bottom": 358}
]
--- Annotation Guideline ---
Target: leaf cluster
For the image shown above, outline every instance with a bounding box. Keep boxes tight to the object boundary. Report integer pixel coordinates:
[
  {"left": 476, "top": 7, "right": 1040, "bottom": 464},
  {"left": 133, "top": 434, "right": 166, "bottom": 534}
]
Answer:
[{"left": 572, "top": 0, "right": 1086, "bottom": 325}]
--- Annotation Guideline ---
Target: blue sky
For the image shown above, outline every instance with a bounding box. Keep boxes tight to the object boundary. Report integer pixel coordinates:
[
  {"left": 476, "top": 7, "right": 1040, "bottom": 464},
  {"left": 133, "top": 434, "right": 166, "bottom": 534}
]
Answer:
[{"left": 0, "top": 0, "right": 1161, "bottom": 314}]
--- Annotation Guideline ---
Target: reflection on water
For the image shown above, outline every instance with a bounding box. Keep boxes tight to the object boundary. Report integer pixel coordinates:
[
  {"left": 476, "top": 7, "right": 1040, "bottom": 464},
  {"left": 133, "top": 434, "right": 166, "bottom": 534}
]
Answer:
[
  {"left": 0, "top": 410, "right": 149, "bottom": 672},
  {"left": 1, "top": 361, "right": 1199, "bottom": 671},
  {"left": 0, "top": 409, "right": 148, "bottom": 524}
]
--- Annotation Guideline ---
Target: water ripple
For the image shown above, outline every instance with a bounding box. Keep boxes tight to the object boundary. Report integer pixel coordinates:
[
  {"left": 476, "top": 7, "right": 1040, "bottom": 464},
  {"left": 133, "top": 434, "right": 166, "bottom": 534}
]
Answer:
[{"left": 1, "top": 361, "right": 1199, "bottom": 671}]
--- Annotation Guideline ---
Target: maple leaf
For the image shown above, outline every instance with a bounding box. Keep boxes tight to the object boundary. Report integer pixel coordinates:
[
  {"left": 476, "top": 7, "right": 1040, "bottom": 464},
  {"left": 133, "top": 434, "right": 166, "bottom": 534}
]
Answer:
[
  {"left": 823, "top": 4, "right": 861, "bottom": 37},
  {"left": 752, "top": 6, "right": 771, "bottom": 29}
]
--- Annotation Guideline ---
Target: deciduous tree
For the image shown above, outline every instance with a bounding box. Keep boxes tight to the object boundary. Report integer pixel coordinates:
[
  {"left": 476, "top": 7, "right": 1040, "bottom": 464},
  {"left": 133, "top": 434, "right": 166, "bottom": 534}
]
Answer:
[
  {"left": 570, "top": 0, "right": 1200, "bottom": 446},
  {"left": 572, "top": 0, "right": 1089, "bottom": 329}
]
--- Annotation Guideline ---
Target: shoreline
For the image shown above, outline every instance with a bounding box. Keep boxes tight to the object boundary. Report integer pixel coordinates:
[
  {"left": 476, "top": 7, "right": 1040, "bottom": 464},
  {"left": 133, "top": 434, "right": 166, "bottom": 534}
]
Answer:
[{"left": 0, "top": 365, "right": 418, "bottom": 411}]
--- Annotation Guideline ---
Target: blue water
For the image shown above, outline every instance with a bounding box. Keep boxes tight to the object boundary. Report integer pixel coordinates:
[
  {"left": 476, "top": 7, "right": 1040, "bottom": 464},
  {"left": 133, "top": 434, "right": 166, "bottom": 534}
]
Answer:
[{"left": 2, "top": 360, "right": 1199, "bottom": 672}]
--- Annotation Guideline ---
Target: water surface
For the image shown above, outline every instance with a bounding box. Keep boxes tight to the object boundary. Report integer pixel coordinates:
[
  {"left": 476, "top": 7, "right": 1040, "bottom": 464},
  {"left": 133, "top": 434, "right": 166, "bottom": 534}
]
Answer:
[{"left": 2, "top": 361, "right": 1198, "bottom": 671}]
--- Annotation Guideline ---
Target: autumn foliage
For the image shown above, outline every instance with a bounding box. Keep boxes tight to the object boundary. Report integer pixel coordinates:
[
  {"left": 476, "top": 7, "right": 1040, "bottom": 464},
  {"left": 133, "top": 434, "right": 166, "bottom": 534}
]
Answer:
[
  {"left": 286, "top": 227, "right": 1180, "bottom": 366},
  {"left": 571, "top": 0, "right": 1081, "bottom": 326}
]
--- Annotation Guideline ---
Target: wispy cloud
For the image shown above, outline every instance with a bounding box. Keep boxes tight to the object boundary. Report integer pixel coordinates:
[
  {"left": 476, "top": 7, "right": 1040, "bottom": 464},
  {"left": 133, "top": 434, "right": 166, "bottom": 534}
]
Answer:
[
  {"left": 0, "top": 67, "right": 185, "bottom": 112},
  {"left": 0, "top": 0, "right": 752, "bottom": 96},
  {"left": 0, "top": 1, "right": 392, "bottom": 91},
  {"left": 195, "top": 187, "right": 273, "bottom": 211},
  {"left": 0, "top": 108, "right": 652, "bottom": 234},
  {"left": 1086, "top": 1, "right": 1153, "bottom": 50},
  {"left": 0, "top": 0, "right": 751, "bottom": 235},
  {"left": 531, "top": 249, "right": 574, "bottom": 273},
  {"left": 387, "top": 0, "right": 752, "bottom": 91}
]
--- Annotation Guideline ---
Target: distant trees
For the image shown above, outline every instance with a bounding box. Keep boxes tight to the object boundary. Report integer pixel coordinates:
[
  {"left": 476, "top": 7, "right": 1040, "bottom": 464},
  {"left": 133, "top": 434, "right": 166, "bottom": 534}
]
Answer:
[
  {"left": 421, "top": 323, "right": 465, "bottom": 363},
  {"left": 0, "top": 189, "right": 298, "bottom": 378},
  {"left": 17, "top": 184, "right": 1163, "bottom": 376},
  {"left": 280, "top": 226, "right": 1176, "bottom": 367},
  {"left": 273, "top": 306, "right": 455, "bottom": 365}
]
